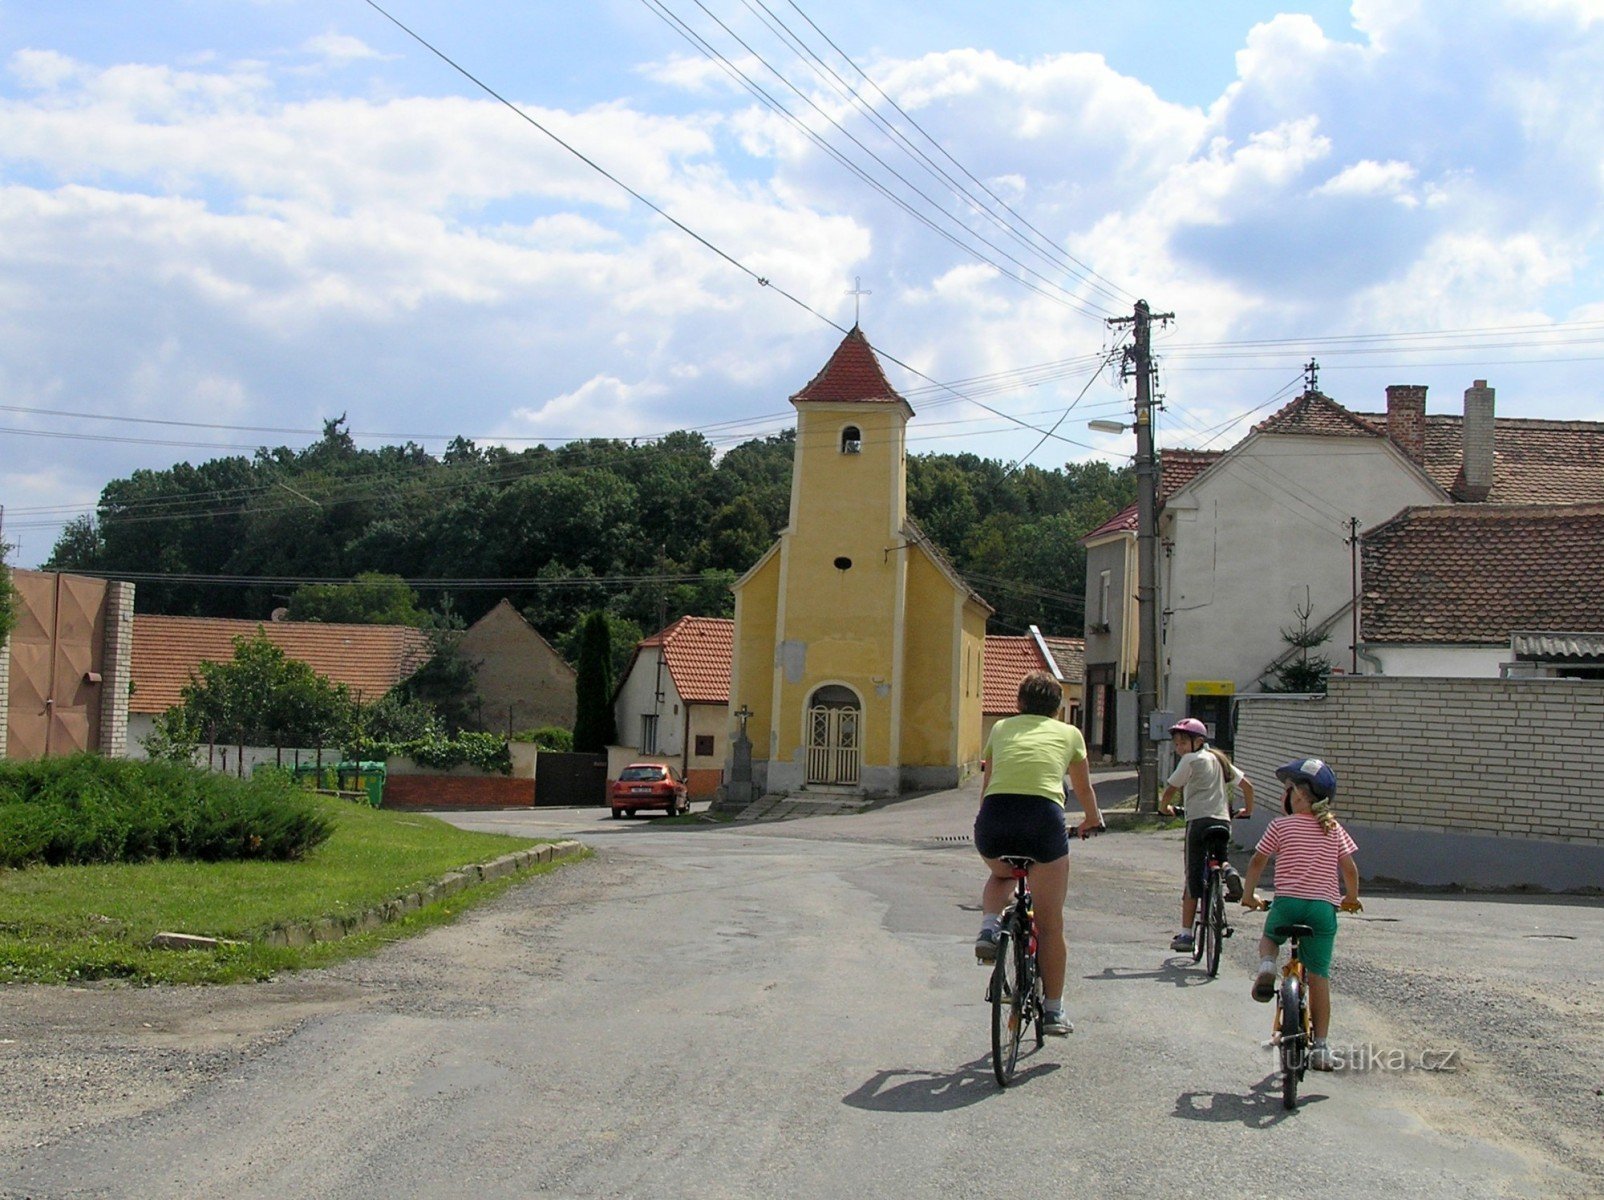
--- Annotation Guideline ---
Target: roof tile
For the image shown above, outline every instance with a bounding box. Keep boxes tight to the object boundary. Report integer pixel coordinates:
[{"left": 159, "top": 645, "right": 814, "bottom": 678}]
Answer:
[
  {"left": 982, "top": 636, "right": 1052, "bottom": 714},
  {"left": 131, "top": 615, "right": 431, "bottom": 714},
  {"left": 791, "top": 327, "right": 908, "bottom": 407},
  {"left": 643, "top": 616, "right": 734, "bottom": 705},
  {"left": 1361, "top": 502, "right": 1604, "bottom": 644}
]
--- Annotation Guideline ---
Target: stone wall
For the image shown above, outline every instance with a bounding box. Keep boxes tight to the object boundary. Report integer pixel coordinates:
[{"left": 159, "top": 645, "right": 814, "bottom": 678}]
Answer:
[{"left": 1235, "top": 676, "right": 1604, "bottom": 889}]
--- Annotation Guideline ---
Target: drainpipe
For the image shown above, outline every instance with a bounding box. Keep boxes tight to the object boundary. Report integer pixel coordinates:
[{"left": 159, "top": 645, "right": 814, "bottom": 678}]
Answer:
[{"left": 1355, "top": 643, "right": 1384, "bottom": 675}]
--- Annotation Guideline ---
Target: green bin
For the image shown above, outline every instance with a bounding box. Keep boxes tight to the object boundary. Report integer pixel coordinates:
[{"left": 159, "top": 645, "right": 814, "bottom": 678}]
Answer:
[{"left": 335, "top": 760, "right": 386, "bottom": 807}]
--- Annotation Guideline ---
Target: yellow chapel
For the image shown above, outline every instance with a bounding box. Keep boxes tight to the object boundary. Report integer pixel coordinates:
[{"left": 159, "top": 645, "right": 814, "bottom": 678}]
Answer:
[{"left": 729, "top": 326, "right": 991, "bottom": 799}]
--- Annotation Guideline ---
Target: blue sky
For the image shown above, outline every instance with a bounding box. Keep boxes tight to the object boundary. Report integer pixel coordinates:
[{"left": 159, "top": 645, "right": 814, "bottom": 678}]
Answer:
[{"left": 2, "top": 0, "right": 1602, "bottom": 567}]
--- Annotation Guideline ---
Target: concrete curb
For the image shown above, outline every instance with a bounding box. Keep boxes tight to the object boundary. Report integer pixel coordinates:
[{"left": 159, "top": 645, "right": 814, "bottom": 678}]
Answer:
[{"left": 260, "top": 840, "right": 587, "bottom": 948}]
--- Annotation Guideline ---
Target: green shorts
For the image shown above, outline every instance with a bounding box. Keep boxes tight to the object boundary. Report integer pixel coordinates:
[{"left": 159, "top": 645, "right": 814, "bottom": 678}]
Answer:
[{"left": 1263, "top": 895, "right": 1338, "bottom": 976}]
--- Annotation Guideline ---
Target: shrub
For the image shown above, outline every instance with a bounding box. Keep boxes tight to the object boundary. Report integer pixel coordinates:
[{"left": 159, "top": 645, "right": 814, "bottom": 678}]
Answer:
[
  {"left": 0, "top": 756, "right": 333, "bottom": 868},
  {"left": 510, "top": 726, "right": 573, "bottom": 752},
  {"left": 348, "top": 732, "right": 512, "bottom": 775}
]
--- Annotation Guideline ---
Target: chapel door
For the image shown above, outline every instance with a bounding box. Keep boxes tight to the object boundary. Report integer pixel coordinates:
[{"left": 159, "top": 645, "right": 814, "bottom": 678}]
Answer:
[{"left": 805, "top": 686, "right": 860, "bottom": 785}]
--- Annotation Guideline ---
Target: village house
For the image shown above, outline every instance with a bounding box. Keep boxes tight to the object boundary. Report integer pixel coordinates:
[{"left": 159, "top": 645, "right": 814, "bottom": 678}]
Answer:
[
  {"left": 1081, "top": 377, "right": 1604, "bottom": 757},
  {"left": 125, "top": 614, "right": 432, "bottom": 756},
  {"left": 456, "top": 599, "right": 576, "bottom": 735},
  {"left": 610, "top": 615, "right": 732, "bottom": 800},
  {"left": 1359, "top": 501, "right": 1604, "bottom": 677},
  {"left": 981, "top": 627, "right": 1085, "bottom": 742}
]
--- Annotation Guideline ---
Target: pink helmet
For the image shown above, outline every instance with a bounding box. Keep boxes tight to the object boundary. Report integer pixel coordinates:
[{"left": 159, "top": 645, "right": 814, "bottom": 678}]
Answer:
[{"left": 1168, "top": 717, "right": 1208, "bottom": 737}]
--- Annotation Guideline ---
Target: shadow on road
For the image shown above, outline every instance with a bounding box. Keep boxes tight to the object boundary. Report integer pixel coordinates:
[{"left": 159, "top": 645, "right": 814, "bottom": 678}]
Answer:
[
  {"left": 1172, "top": 1074, "right": 1328, "bottom": 1128},
  {"left": 843, "top": 1056, "right": 1061, "bottom": 1112},
  {"left": 1082, "top": 960, "right": 1214, "bottom": 988}
]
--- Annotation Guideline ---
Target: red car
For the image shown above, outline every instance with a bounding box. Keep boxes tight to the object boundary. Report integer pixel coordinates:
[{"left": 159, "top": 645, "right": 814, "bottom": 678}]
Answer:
[{"left": 610, "top": 763, "right": 689, "bottom": 818}]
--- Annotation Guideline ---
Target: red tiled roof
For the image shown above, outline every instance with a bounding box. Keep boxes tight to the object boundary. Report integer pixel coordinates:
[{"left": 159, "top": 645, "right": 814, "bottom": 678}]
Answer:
[
  {"left": 1040, "top": 635, "right": 1085, "bottom": 685},
  {"left": 642, "top": 616, "right": 733, "bottom": 705},
  {"left": 130, "top": 615, "right": 431, "bottom": 714},
  {"left": 1254, "top": 391, "right": 1385, "bottom": 438},
  {"left": 791, "top": 326, "right": 909, "bottom": 407},
  {"left": 1406, "top": 416, "right": 1604, "bottom": 505},
  {"left": 1361, "top": 502, "right": 1604, "bottom": 644},
  {"left": 1080, "top": 449, "right": 1225, "bottom": 542},
  {"left": 983, "top": 635, "right": 1053, "bottom": 714}
]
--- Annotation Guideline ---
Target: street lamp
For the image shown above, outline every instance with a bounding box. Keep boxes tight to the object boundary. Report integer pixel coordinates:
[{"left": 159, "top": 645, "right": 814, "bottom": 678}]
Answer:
[{"left": 1087, "top": 419, "right": 1128, "bottom": 435}]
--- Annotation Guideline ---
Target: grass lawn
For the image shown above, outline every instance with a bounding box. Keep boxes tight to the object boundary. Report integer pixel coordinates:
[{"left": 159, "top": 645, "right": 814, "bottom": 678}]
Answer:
[{"left": 0, "top": 795, "right": 581, "bottom": 986}]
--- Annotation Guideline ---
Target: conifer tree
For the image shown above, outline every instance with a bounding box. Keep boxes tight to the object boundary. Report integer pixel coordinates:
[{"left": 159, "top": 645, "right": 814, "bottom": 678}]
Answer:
[{"left": 572, "top": 610, "right": 617, "bottom": 753}]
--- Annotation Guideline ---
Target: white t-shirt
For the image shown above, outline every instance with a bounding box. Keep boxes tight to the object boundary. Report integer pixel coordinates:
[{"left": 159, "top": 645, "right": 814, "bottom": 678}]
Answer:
[{"left": 1167, "top": 748, "right": 1244, "bottom": 822}]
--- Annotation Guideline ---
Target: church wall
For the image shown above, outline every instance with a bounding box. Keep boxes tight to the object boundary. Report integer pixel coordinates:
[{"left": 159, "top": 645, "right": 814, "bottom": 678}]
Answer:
[
  {"left": 899, "top": 548, "right": 958, "bottom": 767},
  {"left": 773, "top": 404, "right": 904, "bottom": 771},
  {"left": 730, "top": 552, "right": 780, "bottom": 768}
]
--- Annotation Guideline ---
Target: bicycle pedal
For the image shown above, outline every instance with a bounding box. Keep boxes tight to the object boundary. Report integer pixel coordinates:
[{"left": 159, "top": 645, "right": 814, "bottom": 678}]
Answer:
[{"left": 1223, "top": 927, "right": 1234, "bottom": 938}]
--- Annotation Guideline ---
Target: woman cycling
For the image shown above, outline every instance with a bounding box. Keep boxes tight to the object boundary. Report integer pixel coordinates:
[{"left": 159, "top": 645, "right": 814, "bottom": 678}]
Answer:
[
  {"left": 973, "top": 670, "right": 1103, "bottom": 1036},
  {"left": 1159, "top": 717, "right": 1254, "bottom": 953}
]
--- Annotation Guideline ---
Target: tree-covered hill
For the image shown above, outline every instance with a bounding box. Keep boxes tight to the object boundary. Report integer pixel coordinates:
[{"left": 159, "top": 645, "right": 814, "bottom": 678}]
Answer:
[{"left": 46, "top": 419, "right": 1132, "bottom": 647}]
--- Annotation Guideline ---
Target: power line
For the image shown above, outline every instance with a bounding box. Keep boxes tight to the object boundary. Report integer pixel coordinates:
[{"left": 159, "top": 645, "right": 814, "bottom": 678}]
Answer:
[{"left": 635, "top": 0, "right": 1112, "bottom": 319}]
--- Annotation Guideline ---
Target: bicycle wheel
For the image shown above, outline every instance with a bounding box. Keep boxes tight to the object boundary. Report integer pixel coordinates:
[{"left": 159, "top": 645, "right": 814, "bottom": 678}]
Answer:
[
  {"left": 1190, "top": 898, "right": 1206, "bottom": 964},
  {"left": 1277, "top": 975, "right": 1303, "bottom": 1109},
  {"left": 990, "top": 926, "right": 1026, "bottom": 1086},
  {"left": 1204, "top": 872, "right": 1225, "bottom": 978}
]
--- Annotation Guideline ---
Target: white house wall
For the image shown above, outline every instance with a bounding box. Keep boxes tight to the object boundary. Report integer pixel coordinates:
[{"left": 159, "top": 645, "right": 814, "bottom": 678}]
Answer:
[
  {"left": 1161, "top": 435, "right": 1443, "bottom": 713},
  {"left": 613, "top": 649, "right": 686, "bottom": 756},
  {"left": 1368, "top": 645, "right": 1507, "bottom": 677}
]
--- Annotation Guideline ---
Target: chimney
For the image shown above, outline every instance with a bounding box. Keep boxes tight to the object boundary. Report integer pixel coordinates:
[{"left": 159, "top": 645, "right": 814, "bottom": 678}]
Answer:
[
  {"left": 1461, "top": 379, "right": 1495, "bottom": 499},
  {"left": 1385, "top": 384, "right": 1427, "bottom": 462}
]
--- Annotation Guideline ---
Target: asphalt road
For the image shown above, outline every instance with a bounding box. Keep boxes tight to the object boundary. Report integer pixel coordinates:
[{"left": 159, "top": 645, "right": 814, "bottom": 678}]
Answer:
[{"left": 2, "top": 785, "right": 1600, "bottom": 1199}]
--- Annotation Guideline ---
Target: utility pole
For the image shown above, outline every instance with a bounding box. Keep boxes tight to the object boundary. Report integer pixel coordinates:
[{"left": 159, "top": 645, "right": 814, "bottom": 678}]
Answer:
[{"left": 1107, "top": 300, "right": 1173, "bottom": 813}]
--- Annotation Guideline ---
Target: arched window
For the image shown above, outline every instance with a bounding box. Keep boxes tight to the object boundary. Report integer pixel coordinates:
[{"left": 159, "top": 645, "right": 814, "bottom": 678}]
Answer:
[{"left": 841, "top": 425, "right": 862, "bottom": 454}]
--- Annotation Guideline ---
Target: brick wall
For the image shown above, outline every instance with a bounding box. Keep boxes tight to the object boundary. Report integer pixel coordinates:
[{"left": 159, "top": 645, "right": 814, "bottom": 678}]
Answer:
[
  {"left": 1236, "top": 676, "right": 1604, "bottom": 848},
  {"left": 382, "top": 774, "right": 535, "bottom": 810},
  {"left": 1385, "top": 383, "right": 1427, "bottom": 461},
  {"left": 98, "top": 581, "right": 135, "bottom": 758}
]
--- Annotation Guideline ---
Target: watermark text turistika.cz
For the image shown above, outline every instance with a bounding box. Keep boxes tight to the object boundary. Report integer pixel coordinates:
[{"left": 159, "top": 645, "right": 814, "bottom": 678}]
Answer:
[{"left": 1269, "top": 1044, "right": 1462, "bottom": 1073}]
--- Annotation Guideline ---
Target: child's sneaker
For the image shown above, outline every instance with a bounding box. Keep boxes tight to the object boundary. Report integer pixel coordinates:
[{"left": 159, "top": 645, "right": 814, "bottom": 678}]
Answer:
[
  {"left": 1041, "top": 1010, "right": 1073, "bottom": 1036},
  {"left": 974, "top": 928, "right": 998, "bottom": 963},
  {"left": 1309, "top": 1042, "right": 1335, "bottom": 1071},
  {"left": 1224, "top": 868, "right": 1245, "bottom": 902},
  {"left": 1252, "top": 968, "right": 1277, "bottom": 1002},
  {"left": 1169, "top": 931, "right": 1194, "bottom": 952}
]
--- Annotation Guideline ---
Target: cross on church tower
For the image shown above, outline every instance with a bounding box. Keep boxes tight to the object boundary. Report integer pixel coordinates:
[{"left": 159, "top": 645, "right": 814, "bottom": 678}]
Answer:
[{"left": 846, "top": 276, "right": 871, "bottom": 326}]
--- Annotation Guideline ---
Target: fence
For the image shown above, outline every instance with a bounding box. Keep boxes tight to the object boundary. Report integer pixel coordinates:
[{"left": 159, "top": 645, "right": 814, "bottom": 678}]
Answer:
[{"left": 1234, "top": 675, "right": 1604, "bottom": 889}]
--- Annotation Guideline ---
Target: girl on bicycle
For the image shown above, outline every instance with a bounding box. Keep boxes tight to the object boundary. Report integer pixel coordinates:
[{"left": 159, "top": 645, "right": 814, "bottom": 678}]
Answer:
[
  {"left": 1239, "top": 756, "right": 1362, "bottom": 1071},
  {"left": 1159, "top": 717, "right": 1255, "bottom": 953},
  {"left": 973, "top": 670, "right": 1103, "bottom": 1037}
]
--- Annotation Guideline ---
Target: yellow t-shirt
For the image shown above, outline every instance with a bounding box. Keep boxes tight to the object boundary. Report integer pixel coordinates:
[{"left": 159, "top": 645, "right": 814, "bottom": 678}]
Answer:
[{"left": 982, "top": 714, "right": 1088, "bottom": 805}]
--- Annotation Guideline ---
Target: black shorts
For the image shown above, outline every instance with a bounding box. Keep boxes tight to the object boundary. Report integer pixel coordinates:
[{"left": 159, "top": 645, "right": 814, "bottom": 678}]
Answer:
[
  {"left": 1185, "top": 818, "right": 1232, "bottom": 898},
  {"left": 974, "top": 793, "right": 1071, "bottom": 864}
]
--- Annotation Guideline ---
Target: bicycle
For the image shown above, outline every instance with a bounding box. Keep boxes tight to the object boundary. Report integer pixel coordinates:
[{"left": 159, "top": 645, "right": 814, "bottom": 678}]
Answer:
[
  {"left": 1192, "top": 824, "right": 1234, "bottom": 978},
  {"left": 986, "top": 855, "right": 1044, "bottom": 1087},
  {"left": 985, "top": 826, "right": 1103, "bottom": 1088},
  {"left": 1269, "top": 922, "right": 1315, "bottom": 1109}
]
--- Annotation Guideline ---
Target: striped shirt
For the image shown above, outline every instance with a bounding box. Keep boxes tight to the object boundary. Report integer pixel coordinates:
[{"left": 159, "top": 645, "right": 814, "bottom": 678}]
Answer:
[{"left": 1257, "top": 814, "right": 1358, "bottom": 905}]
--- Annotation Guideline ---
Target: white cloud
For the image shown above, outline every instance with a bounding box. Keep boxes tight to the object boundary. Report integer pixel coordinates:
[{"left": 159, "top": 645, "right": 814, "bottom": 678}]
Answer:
[
  {"left": 1313, "top": 159, "right": 1419, "bottom": 204},
  {"left": 301, "top": 32, "right": 392, "bottom": 65}
]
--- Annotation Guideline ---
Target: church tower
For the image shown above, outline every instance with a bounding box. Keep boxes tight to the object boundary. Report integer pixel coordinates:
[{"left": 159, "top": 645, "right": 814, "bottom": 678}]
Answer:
[{"left": 729, "top": 327, "right": 990, "bottom": 800}]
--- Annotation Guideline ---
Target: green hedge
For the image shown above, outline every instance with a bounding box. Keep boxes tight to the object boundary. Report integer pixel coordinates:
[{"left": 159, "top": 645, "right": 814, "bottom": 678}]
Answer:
[
  {"left": 0, "top": 756, "right": 334, "bottom": 868},
  {"left": 350, "top": 732, "right": 512, "bottom": 775}
]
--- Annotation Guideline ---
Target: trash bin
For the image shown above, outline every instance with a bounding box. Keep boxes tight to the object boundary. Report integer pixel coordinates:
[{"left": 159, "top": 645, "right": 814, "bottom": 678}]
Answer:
[{"left": 335, "top": 760, "right": 386, "bottom": 807}]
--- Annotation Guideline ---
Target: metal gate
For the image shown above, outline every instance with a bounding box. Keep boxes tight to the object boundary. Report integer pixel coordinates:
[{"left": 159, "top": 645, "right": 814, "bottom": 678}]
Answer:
[
  {"left": 7, "top": 571, "right": 109, "bottom": 759},
  {"left": 805, "top": 704, "right": 860, "bottom": 785},
  {"left": 535, "top": 751, "right": 610, "bottom": 806}
]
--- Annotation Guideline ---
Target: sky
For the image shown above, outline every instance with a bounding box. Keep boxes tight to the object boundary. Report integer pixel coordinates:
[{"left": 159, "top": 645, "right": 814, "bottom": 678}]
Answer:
[{"left": 3, "top": 0, "right": 1603, "bottom": 568}]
